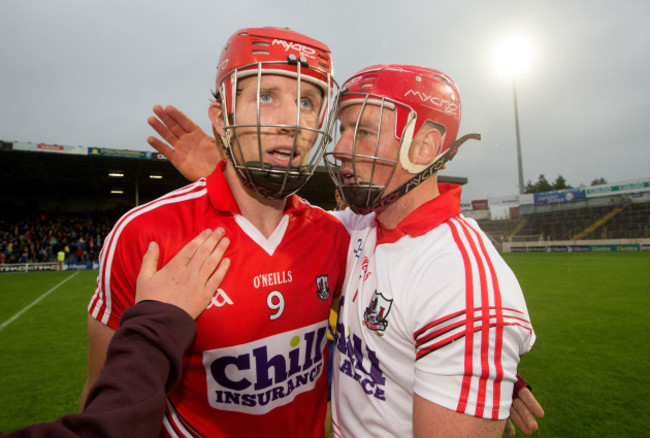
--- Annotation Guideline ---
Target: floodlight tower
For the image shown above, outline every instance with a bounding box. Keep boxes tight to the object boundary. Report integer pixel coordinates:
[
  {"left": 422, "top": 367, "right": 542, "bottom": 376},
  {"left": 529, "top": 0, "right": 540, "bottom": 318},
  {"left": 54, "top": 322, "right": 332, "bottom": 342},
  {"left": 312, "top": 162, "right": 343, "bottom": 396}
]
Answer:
[{"left": 494, "top": 36, "right": 532, "bottom": 194}]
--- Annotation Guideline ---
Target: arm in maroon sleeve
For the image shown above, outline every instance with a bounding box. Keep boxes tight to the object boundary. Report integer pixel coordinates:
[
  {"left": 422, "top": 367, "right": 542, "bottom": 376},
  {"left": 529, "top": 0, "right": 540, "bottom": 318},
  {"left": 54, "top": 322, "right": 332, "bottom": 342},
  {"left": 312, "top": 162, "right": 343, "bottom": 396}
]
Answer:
[
  {"left": 5, "top": 228, "right": 231, "bottom": 438},
  {"left": 5, "top": 301, "right": 195, "bottom": 438}
]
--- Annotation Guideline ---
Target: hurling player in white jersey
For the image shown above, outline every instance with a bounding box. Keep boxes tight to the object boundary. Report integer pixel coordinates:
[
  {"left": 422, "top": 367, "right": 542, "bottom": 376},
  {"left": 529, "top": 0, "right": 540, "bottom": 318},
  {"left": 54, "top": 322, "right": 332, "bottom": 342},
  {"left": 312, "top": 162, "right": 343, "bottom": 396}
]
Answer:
[
  {"left": 322, "top": 64, "right": 541, "bottom": 437},
  {"left": 84, "top": 27, "right": 350, "bottom": 438},
  {"left": 145, "top": 68, "right": 544, "bottom": 436}
]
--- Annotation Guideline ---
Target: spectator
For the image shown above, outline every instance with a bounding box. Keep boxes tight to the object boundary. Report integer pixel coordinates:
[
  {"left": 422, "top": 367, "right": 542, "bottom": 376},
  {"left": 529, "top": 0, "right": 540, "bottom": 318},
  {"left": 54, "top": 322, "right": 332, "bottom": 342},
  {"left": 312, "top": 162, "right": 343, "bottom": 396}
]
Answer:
[
  {"left": 57, "top": 249, "right": 66, "bottom": 271},
  {"left": 0, "top": 212, "right": 118, "bottom": 266}
]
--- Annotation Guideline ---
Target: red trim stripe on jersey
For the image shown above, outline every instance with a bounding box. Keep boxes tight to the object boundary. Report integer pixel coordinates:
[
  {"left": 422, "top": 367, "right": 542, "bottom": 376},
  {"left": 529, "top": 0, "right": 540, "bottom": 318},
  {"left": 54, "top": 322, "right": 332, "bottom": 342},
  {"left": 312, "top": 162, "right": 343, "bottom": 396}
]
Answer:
[
  {"left": 88, "top": 181, "right": 208, "bottom": 325},
  {"left": 163, "top": 398, "right": 204, "bottom": 438},
  {"left": 87, "top": 225, "right": 116, "bottom": 315},
  {"left": 416, "top": 320, "right": 528, "bottom": 361},
  {"left": 414, "top": 308, "right": 529, "bottom": 347},
  {"left": 446, "top": 216, "right": 476, "bottom": 414},
  {"left": 91, "top": 181, "right": 207, "bottom": 323},
  {"left": 455, "top": 217, "right": 489, "bottom": 417},
  {"left": 414, "top": 306, "right": 529, "bottom": 343},
  {"left": 441, "top": 216, "right": 506, "bottom": 416},
  {"left": 331, "top": 419, "right": 343, "bottom": 438},
  {"left": 459, "top": 215, "right": 503, "bottom": 418},
  {"left": 414, "top": 311, "right": 531, "bottom": 357},
  {"left": 459, "top": 215, "right": 506, "bottom": 419}
]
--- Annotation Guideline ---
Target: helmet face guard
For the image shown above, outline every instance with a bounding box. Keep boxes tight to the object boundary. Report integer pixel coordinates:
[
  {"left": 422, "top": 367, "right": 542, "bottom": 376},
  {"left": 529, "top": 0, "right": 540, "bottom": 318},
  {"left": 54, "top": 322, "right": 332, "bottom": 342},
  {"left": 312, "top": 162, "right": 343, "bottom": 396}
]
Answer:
[
  {"left": 324, "top": 94, "right": 415, "bottom": 213},
  {"left": 324, "top": 64, "right": 477, "bottom": 214},
  {"left": 215, "top": 27, "right": 338, "bottom": 199}
]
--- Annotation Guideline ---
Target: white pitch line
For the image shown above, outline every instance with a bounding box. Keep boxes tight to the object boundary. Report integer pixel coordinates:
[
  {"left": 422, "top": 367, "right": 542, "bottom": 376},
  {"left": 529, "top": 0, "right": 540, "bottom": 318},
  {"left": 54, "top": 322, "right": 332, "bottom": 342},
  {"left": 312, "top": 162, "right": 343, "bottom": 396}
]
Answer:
[{"left": 0, "top": 271, "right": 80, "bottom": 333}]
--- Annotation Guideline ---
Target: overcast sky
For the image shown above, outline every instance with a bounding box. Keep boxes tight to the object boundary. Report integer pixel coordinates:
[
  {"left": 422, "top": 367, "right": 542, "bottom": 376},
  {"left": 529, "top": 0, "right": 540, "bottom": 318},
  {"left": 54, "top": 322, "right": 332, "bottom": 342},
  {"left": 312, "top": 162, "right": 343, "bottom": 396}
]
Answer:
[{"left": 1, "top": 0, "right": 648, "bottom": 202}]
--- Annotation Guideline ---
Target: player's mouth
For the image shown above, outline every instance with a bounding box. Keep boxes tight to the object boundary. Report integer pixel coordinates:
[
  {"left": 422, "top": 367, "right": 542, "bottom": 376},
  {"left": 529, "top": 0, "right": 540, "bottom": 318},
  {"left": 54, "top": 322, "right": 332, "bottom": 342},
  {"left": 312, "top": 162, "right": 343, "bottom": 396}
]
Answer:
[{"left": 266, "top": 147, "right": 301, "bottom": 167}]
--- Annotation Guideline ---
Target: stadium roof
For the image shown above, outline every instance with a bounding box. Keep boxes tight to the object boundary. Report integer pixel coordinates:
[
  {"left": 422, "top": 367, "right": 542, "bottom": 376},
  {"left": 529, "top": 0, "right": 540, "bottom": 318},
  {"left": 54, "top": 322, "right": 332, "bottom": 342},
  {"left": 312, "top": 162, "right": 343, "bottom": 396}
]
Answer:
[{"left": 0, "top": 141, "right": 467, "bottom": 214}]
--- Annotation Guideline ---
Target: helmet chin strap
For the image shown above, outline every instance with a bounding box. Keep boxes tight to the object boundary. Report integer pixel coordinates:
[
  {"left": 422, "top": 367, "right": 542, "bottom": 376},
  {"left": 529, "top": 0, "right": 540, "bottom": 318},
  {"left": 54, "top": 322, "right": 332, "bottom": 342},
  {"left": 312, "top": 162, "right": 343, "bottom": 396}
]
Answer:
[{"left": 352, "top": 133, "right": 481, "bottom": 215}]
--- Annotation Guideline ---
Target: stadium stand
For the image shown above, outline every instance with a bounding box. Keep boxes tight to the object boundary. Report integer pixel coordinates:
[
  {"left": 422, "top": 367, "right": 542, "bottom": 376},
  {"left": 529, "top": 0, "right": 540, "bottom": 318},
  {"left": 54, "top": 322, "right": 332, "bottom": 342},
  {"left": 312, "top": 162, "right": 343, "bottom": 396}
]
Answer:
[
  {"left": 501, "top": 200, "right": 650, "bottom": 242},
  {"left": 0, "top": 141, "right": 468, "bottom": 215},
  {"left": 3, "top": 140, "right": 647, "bottom": 262},
  {"left": 473, "top": 188, "right": 650, "bottom": 252},
  {"left": 0, "top": 213, "right": 114, "bottom": 265},
  {"left": 475, "top": 217, "right": 525, "bottom": 242},
  {"left": 0, "top": 140, "right": 469, "bottom": 269},
  {"left": 582, "top": 201, "right": 650, "bottom": 240}
]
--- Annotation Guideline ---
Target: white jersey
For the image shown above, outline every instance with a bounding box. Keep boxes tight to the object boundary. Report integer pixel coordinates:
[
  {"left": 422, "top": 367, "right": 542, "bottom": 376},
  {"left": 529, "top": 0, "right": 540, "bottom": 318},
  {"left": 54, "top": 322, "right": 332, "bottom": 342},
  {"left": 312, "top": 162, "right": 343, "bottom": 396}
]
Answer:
[{"left": 330, "top": 184, "right": 535, "bottom": 437}]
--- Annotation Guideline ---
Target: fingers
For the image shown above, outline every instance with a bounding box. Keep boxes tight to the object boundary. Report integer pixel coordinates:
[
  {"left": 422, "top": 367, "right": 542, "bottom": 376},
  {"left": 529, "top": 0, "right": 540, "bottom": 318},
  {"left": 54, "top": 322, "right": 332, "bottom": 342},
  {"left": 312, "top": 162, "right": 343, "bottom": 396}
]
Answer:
[
  {"left": 504, "top": 419, "right": 516, "bottom": 437},
  {"left": 510, "top": 397, "right": 539, "bottom": 435},
  {"left": 137, "top": 241, "right": 159, "bottom": 282},
  {"left": 152, "top": 103, "right": 166, "bottom": 119},
  {"left": 147, "top": 104, "right": 188, "bottom": 151},
  {"left": 177, "top": 228, "right": 231, "bottom": 290},
  {"left": 147, "top": 135, "right": 175, "bottom": 157},
  {"left": 197, "top": 232, "right": 230, "bottom": 283},
  {"left": 206, "top": 257, "right": 230, "bottom": 294},
  {"left": 184, "top": 228, "right": 225, "bottom": 275},
  {"left": 174, "top": 228, "right": 214, "bottom": 267},
  {"left": 179, "top": 229, "right": 230, "bottom": 319},
  {"left": 509, "top": 403, "right": 525, "bottom": 434},
  {"left": 518, "top": 387, "right": 545, "bottom": 419},
  {"left": 166, "top": 105, "right": 199, "bottom": 132},
  {"left": 135, "top": 241, "right": 160, "bottom": 303},
  {"left": 148, "top": 113, "right": 178, "bottom": 148},
  {"left": 154, "top": 104, "right": 189, "bottom": 139}
]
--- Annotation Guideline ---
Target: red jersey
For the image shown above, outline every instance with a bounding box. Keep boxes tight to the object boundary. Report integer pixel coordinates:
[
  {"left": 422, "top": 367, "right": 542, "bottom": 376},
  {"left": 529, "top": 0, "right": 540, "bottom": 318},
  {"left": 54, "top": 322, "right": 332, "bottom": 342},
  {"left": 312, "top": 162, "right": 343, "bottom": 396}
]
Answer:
[{"left": 88, "top": 161, "right": 349, "bottom": 437}]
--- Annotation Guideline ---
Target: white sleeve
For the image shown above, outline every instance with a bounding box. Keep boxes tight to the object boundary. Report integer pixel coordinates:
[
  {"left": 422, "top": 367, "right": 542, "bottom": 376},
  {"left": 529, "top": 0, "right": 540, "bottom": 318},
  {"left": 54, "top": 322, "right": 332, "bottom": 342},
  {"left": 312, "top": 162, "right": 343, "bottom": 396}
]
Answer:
[{"left": 407, "top": 225, "right": 534, "bottom": 420}]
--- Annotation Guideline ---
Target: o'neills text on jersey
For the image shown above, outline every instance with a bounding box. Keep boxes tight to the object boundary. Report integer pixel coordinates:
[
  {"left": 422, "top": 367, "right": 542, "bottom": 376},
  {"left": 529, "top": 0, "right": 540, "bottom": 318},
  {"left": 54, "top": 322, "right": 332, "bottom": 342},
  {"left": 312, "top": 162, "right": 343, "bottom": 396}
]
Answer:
[
  {"left": 202, "top": 321, "right": 327, "bottom": 415},
  {"left": 253, "top": 271, "right": 293, "bottom": 289}
]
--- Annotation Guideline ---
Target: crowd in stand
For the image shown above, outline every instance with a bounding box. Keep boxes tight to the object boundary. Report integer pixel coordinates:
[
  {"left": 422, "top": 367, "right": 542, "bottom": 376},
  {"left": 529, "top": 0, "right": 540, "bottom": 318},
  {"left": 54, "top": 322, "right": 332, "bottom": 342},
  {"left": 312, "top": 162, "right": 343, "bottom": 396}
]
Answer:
[{"left": 0, "top": 213, "right": 117, "bottom": 265}]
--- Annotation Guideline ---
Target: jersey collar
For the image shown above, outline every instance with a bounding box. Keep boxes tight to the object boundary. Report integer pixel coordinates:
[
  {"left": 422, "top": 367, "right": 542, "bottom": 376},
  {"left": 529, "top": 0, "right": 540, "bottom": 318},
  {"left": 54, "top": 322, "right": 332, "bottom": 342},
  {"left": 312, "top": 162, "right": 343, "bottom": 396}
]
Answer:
[
  {"left": 376, "top": 183, "right": 462, "bottom": 245},
  {"left": 207, "top": 160, "right": 310, "bottom": 215}
]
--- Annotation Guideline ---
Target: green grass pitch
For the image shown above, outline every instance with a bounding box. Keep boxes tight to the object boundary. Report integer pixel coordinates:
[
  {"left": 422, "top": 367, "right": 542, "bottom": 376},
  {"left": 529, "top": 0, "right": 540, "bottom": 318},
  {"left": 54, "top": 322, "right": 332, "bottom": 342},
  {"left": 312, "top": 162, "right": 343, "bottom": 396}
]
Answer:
[
  {"left": 0, "top": 270, "right": 95, "bottom": 432},
  {"left": 1, "top": 253, "right": 649, "bottom": 436}
]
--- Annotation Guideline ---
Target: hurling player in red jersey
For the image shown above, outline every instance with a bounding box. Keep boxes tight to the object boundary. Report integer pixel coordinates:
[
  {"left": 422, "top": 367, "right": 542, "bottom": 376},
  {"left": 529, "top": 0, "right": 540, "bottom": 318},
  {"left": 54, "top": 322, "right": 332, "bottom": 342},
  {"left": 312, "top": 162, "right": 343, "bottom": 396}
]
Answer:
[{"left": 83, "top": 27, "right": 349, "bottom": 438}]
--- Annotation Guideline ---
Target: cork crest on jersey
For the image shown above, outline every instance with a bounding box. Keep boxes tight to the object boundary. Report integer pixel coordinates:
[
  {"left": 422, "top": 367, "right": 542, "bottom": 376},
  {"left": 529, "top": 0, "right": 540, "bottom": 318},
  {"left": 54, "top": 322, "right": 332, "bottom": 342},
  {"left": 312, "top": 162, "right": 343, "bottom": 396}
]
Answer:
[
  {"left": 363, "top": 290, "right": 392, "bottom": 334},
  {"left": 316, "top": 274, "right": 331, "bottom": 301}
]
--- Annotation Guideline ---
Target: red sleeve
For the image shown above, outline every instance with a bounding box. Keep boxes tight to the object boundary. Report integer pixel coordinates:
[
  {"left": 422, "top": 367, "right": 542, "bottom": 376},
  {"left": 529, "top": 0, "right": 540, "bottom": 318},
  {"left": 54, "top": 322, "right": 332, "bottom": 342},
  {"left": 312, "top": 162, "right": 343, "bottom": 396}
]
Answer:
[{"left": 88, "top": 217, "right": 153, "bottom": 330}]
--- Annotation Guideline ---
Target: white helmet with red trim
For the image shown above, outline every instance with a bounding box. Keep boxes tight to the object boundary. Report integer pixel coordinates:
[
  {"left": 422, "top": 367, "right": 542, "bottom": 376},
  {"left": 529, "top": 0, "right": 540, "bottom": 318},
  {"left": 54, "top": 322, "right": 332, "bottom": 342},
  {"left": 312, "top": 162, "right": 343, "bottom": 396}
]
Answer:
[
  {"left": 214, "top": 27, "right": 337, "bottom": 199},
  {"left": 325, "top": 64, "right": 479, "bottom": 214}
]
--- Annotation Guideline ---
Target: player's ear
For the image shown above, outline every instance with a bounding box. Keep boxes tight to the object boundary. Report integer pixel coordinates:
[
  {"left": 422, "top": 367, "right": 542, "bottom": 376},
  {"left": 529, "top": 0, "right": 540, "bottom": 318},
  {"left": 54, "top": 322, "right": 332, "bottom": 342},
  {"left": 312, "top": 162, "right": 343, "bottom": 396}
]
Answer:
[
  {"left": 409, "top": 126, "right": 442, "bottom": 165},
  {"left": 209, "top": 102, "right": 226, "bottom": 137}
]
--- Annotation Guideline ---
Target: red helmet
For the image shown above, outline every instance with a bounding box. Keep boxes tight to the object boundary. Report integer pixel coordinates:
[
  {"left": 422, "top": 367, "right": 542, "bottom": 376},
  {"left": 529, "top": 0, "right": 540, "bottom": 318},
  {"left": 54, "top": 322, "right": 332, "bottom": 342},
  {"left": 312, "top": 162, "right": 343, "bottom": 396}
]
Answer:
[
  {"left": 216, "top": 27, "right": 335, "bottom": 115},
  {"left": 325, "top": 65, "right": 475, "bottom": 214},
  {"left": 339, "top": 64, "right": 461, "bottom": 168},
  {"left": 213, "top": 27, "right": 337, "bottom": 199}
]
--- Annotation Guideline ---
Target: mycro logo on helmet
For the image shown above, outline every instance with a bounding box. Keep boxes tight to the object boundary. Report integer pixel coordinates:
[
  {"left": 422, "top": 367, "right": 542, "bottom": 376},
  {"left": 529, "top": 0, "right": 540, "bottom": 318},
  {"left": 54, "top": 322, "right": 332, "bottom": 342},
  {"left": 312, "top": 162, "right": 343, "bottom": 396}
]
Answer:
[
  {"left": 217, "top": 59, "right": 229, "bottom": 72},
  {"left": 271, "top": 39, "right": 317, "bottom": 60},
  {"left": 404, "top": 90, "right": 459, "bottom": 114},
  {"left": 202, "top": 321, "right": 327, "bottom": 414}
]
